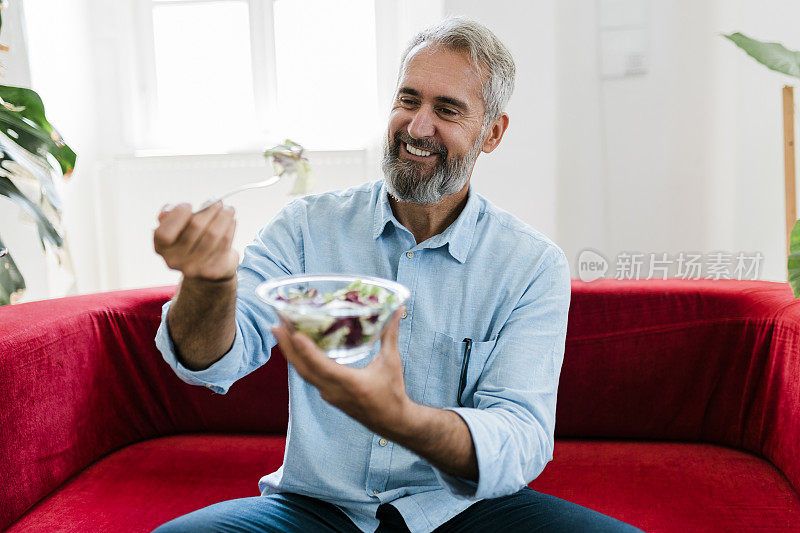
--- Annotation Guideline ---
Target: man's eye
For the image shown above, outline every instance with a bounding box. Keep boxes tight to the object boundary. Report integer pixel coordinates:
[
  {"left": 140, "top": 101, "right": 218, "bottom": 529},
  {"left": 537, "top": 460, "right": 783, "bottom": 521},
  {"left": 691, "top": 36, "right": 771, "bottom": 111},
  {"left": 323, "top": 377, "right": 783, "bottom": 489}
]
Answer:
[
  {"left": 438, "top": 107, "right": 458, "bottom": 117},
  {"left": 399, "top": 98, "right": 417, "bottom": 106}
]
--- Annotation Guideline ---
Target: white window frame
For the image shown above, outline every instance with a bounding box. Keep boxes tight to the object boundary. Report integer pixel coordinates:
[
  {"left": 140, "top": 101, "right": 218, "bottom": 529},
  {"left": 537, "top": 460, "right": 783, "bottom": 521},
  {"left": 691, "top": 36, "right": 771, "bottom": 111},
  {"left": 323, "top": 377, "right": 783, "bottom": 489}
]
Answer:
[{"left": 131, "top": 0, "right": 278, "bottom": 154}]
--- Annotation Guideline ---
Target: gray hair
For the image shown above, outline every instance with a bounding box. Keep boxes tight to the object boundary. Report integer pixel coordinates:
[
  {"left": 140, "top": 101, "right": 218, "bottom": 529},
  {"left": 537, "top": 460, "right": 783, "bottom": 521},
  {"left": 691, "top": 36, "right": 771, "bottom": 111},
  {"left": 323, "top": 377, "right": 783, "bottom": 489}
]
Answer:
[{"left": 398, "top": 16, "right": 516, "bottom": 127}]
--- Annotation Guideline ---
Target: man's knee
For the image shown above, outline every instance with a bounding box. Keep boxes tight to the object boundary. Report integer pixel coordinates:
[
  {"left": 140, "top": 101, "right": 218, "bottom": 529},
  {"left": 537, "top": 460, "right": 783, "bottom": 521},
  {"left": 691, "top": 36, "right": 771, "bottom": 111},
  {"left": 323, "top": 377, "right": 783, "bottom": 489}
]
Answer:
[
  {"left": 509, "top": 488, "right": 643, "bottom": 532},
  {"left": 152, "top": 514, "right": 208, "bottom": 533},
  {"left": 151, "top": 497, "right": 272, "bottom": 533},
  {"left": 151, "top": 494, "right": 356, "bottom": 533},
  {"left": 448, "top": 488, "right": 642, "bottom": 532},
  {"left": 152, "top": 509, "right": 239, "bottom": 533}
]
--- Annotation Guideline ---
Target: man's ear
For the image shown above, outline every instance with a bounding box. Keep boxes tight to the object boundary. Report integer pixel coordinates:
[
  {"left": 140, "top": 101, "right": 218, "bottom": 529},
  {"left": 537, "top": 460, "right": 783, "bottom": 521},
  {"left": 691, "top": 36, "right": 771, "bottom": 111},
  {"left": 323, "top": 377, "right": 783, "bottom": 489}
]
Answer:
[{"left": 481, "top": 113, "right": 510, "bottom": 154}]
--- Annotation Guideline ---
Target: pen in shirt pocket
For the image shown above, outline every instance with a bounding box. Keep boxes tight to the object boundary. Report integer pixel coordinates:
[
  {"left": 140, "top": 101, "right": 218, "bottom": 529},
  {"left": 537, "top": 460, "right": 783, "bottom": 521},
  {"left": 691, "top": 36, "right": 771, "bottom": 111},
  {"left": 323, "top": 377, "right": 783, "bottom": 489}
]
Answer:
[{"left": 457, "top": 338, "right": 472, "bottom": 407}]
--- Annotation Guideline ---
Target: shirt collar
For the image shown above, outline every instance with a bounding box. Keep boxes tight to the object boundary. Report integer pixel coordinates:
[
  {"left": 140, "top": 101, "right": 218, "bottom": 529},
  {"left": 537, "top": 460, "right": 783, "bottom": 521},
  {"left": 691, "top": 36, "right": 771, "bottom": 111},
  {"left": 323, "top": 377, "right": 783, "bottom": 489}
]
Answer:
[{"left": 372, "top": 180, "right": 480, "bottom": 264}]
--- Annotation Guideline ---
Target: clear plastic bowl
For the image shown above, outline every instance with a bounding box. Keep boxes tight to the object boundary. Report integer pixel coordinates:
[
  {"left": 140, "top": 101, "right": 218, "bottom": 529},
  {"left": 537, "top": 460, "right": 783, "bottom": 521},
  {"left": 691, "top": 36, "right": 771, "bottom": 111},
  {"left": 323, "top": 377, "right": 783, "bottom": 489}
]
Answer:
[{"left": 256, "top": 274, "right": 410, "bottom": 364}]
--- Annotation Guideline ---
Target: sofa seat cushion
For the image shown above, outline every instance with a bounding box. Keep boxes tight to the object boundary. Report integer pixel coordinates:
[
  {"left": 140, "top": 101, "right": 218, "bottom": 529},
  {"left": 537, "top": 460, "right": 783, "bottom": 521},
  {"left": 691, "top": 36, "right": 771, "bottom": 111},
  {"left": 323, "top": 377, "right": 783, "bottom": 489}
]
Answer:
[
  {"left": 531, "top": 440, "right": 800, "bottom": 532},
  {"left": 9, "top": 437, "right": 800, "bottom": 532},
  {"left": 8, "top": 435, "right": 286, "bottom": 532}
]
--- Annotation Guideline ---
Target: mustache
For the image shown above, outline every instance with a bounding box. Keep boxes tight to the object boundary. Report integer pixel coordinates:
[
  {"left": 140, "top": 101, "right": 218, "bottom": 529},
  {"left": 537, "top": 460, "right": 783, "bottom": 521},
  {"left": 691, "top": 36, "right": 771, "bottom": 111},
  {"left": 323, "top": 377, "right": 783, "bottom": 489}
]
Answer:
[{"left": 393, "top": 131, "right": 447, "bottom": 158}]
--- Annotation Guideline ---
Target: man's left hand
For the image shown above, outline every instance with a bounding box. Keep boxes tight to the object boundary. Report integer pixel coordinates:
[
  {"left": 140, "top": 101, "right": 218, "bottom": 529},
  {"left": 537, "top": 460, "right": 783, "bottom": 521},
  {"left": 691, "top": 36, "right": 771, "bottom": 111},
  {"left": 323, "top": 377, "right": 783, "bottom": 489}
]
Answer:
[{"left": 271, "top": 307, "right": 414, "bottom": 437}]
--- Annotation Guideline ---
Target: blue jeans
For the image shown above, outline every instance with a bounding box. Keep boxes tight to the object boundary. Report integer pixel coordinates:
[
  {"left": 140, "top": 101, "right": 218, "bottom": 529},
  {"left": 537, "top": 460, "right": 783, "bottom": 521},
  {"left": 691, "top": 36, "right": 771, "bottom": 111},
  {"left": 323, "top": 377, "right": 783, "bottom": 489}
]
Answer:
[{"left": 153, "top": 488, "right": 643, "bottom": 532}]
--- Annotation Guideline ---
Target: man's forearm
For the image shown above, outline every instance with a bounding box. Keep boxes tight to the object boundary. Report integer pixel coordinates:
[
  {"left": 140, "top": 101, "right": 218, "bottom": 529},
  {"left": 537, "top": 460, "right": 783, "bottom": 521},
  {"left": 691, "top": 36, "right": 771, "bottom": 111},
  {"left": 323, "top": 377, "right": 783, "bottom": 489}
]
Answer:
[
  {"left": 167, "top": 276, "right": 237, "bottom": 371},
  {"left": 387, "top": 401, "right": 478, "bottom": 482}
]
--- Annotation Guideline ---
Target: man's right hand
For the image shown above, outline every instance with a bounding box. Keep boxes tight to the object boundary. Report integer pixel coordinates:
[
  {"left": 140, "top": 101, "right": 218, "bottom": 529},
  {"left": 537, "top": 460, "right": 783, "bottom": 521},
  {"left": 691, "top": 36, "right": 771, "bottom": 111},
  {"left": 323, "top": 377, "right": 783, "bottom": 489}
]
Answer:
[{"left": 153, "top": 202, "right": 239, "bottom": 281}]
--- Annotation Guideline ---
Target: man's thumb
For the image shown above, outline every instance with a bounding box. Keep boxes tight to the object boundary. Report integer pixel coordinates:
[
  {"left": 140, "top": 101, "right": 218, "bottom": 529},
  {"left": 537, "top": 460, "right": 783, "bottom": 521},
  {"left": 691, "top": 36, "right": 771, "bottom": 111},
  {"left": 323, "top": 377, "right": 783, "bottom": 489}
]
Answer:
[{"left": 381, "top": 306, "right": 404, "bottom": 343}]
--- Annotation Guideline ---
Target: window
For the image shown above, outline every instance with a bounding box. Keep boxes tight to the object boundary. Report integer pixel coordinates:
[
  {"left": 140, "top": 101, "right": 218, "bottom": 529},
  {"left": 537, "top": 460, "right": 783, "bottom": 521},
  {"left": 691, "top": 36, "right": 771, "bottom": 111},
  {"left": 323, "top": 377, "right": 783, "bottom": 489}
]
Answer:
[{"left": 135, "top": 0, "right": 379, "bottom": 154}]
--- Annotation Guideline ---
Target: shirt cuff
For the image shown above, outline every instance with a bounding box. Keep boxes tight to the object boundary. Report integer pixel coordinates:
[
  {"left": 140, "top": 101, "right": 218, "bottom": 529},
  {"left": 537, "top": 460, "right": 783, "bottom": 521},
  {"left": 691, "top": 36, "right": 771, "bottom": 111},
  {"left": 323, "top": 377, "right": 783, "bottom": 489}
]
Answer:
[
  {"left": 155, "top": 300, "right": 245, "bottom": 394},
  {"left": 432, "top": 469, "right": 479, "bottom": 499},
  {"left": 440, "top": 407, "right": 527, "bottom": 500}
]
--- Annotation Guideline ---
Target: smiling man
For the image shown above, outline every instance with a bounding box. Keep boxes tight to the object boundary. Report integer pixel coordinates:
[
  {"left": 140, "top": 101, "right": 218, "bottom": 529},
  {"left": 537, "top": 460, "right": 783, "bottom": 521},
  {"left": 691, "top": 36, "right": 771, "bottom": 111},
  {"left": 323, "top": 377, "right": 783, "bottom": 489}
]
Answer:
[{"left": 152, "top": 17, "right": 641, "bottom": 533}]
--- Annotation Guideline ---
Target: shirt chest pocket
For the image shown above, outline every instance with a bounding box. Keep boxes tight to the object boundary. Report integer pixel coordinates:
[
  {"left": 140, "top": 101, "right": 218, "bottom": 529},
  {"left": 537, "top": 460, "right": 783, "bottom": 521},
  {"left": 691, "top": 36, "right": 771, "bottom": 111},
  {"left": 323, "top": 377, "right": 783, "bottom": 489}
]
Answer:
[{"left": 422, "top": 332, "right": 497, "bottom": 409}]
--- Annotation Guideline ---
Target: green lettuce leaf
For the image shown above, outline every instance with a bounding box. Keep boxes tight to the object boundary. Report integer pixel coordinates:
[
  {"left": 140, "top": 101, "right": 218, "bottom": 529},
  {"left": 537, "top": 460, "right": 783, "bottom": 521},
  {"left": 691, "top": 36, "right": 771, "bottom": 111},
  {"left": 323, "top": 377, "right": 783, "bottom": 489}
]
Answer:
[{"left": 264, "top": 139, "right": 315, "bottom": 195}]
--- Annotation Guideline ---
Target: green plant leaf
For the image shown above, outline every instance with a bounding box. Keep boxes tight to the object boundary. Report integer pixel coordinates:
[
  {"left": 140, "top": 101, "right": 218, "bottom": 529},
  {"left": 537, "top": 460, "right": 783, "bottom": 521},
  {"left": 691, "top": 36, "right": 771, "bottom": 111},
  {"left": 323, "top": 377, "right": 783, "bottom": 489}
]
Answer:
[
  {"left": 0, "top": 1, "right": 7, "bottom": 35},
  {"left": 0, "top": 127, "right": 62, "bottom": 212},
  {"left": 0, "top": 233, "right": 26, "bottom": 306},
  {"left": 0, "top": 175, "right": 63, "bottom": 249},
  {"left": 0, "top": 86, "right": 76, "bottom": 178},
  {"left": 723, "top": 32, "right": 800, "bottom": 79},
  {"left": 789, "top": 219, "right": 800, "bottom": 298}
]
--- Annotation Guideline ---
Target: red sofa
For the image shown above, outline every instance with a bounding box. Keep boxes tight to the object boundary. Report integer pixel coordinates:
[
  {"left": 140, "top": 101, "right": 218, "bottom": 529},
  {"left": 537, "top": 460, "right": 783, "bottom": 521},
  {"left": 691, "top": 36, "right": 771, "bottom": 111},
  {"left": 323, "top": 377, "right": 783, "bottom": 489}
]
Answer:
[{"left": 2, "top": 279, "right": 799, "bottom": 532}]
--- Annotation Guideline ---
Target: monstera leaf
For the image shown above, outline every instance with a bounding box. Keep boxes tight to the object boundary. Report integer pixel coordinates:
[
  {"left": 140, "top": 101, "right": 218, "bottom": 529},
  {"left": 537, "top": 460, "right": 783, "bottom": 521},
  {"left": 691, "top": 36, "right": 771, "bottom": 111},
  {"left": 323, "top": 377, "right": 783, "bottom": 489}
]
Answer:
[
  {"left": 0, "top": 87, "right": 75, "bottom": 173},
  {"left": 0, "top": 234, "right": 25, "bottom": 305},
  {"left": 0, "top": 92, "right": 69, "bottom": 254},
  {"left": 789, "top": 219, "right": 800, "bottom": 297},
  {"left": 723, "top": 32, "right": 800, "bottom": 80},
  {"left": 0, "top": 174, "right": 63, "bottom": 250},
  {"left": 0, "top": 86, "right": 75, "bottom": 211}
]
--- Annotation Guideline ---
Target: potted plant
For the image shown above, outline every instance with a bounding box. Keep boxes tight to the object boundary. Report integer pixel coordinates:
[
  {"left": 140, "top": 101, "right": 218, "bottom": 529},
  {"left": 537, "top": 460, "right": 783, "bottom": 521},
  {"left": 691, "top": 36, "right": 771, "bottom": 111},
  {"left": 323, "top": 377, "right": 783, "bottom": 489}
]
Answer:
[{"left": 0, "top": 0, "right": 76, "bottom": 305}]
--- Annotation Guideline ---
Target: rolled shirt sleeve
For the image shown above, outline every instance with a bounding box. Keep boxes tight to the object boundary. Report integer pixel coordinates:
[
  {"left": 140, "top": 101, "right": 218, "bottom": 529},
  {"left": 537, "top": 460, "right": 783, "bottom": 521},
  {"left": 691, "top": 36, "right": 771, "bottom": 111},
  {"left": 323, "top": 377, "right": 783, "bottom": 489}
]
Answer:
[
  {"left": 154, "top": 200, "right": 306, "bottom": 394},
  {"left": 434, "top": 247, "right": 571, "bottom": 499},
  {"left": 155, "top": 305, "right": 248, "bottom": 394}
]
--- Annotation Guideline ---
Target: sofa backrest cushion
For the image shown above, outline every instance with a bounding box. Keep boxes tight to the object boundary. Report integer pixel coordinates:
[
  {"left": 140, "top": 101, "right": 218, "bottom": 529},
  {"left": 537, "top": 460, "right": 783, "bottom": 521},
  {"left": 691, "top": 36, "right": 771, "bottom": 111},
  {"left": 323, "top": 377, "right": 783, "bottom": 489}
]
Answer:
[{"left": 557, "top": 279, "right": 800, "bottom": 495}]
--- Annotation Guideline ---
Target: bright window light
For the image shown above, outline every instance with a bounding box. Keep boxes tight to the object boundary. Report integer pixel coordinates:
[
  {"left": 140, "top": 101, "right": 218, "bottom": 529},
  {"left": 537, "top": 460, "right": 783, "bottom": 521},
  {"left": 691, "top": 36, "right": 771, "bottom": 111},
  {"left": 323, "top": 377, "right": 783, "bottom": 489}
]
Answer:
[
  {"left": 151, "top": 1, "right": 258, "bottom": 152},
  {"left": 144, "top": 0, "right": 378, "bottom": 153}
]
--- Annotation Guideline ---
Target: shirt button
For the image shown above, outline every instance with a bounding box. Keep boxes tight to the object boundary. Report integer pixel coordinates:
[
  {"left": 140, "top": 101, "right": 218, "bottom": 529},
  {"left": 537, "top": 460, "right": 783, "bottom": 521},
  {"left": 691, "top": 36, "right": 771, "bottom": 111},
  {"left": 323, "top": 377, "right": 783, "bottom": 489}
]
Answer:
[
  {"left": 401, "top": 311, "right": 407, "bottom": 319},
  {"left": 406, "top": 251, "right": 414, "bottom": 258},
  {"left": 379, "top": 438, "right": 388, "bottom": 447},
  {"left": 373, "top": 489, "right": 380, "bottom": 495}
]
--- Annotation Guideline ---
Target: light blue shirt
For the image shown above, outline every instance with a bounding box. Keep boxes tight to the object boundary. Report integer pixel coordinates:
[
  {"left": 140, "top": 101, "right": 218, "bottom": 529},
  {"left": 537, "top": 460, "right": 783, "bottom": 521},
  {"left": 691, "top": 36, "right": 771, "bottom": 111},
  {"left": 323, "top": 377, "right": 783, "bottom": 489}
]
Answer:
[{"left": 156, "top": 179, "right": 571, "bottom": 533}]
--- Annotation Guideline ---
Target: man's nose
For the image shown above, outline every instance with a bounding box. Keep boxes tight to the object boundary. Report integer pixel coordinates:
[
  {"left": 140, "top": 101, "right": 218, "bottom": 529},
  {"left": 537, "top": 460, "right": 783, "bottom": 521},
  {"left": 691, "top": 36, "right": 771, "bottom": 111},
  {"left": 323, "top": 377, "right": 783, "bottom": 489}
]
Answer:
[{"left": 407, "top": 106, "right": 435, "bottom": 139}]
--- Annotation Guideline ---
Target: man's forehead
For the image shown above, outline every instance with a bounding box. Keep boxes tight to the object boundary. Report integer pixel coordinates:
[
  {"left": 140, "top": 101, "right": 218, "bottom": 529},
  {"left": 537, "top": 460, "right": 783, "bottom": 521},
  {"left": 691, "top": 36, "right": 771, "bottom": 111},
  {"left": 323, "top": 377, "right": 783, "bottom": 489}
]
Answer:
[{"left": 399, "top": 44, "right": 485, "bottom": 107}]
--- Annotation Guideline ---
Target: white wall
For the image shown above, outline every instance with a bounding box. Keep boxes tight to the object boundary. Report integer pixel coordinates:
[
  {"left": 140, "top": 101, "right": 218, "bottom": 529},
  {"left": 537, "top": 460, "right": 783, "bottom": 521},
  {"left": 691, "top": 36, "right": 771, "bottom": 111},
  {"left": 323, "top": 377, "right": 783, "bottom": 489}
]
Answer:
[
  {"left": 555, "top": 1, "right": 608, "bottom": 259},
  {"left": 98, "top": 151, "right": 371, "bottom": 290},
  {"left": 556, "top": 0, "right": 800, "bottom": 281}
]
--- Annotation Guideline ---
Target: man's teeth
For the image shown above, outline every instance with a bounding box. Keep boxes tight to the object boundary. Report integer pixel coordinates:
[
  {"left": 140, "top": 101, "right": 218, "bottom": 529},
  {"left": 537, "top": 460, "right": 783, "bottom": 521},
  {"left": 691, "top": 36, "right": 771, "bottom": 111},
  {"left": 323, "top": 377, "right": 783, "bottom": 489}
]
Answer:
[{"left": 406, "top": 143, "right": 432, "bottom": 157}]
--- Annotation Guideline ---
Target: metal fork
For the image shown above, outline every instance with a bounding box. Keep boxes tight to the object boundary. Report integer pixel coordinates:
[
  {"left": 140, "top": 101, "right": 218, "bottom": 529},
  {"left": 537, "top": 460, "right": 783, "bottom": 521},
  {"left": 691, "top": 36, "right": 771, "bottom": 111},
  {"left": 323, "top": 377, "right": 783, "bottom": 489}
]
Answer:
[{"left": 192, "top": 175, "right": 281, "bottom": 214}]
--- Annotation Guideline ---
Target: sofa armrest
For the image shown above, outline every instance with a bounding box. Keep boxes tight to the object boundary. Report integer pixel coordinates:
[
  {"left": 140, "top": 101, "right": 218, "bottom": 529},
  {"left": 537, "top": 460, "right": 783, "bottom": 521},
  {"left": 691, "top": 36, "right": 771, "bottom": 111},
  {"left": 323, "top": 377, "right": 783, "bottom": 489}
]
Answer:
[
  {"left": 559, "top": 279, "right": 800, "bottom": 494},
  {"left": 0, "top": 287, "right": 288, "bottom": 529}
]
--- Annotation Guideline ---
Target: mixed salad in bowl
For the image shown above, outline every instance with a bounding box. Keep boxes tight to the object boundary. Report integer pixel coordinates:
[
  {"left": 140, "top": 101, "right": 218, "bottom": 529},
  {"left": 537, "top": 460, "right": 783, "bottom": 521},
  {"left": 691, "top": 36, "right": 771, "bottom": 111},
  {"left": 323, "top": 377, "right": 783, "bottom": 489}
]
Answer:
[{"left": 257, "top": 275, "right": 410, "bottom": 363}]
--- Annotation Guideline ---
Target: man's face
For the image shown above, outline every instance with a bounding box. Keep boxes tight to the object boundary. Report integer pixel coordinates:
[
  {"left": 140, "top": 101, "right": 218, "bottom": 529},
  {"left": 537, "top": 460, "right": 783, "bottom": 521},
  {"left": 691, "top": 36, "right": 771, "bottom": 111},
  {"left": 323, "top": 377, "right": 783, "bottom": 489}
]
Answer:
[{"left": 382, "top": 45, "right": 487, "bottom": 204}]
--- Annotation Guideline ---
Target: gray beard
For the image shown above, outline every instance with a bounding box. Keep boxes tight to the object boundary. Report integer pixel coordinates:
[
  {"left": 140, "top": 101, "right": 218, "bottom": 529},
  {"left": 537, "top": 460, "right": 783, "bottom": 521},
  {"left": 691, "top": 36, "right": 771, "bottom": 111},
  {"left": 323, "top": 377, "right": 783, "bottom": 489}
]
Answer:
[{"left": 381, "top": 132, "right": 483, "bottom": 205}]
